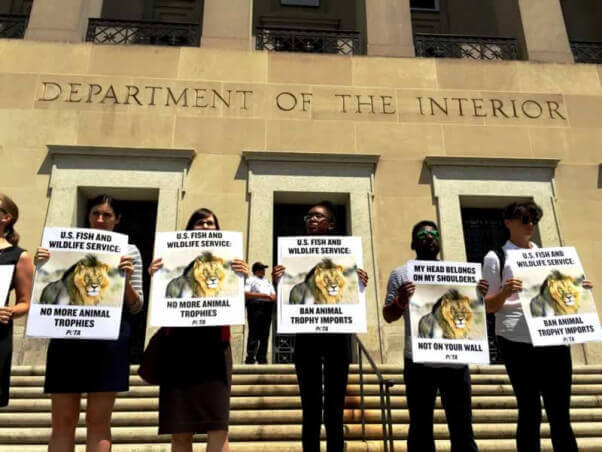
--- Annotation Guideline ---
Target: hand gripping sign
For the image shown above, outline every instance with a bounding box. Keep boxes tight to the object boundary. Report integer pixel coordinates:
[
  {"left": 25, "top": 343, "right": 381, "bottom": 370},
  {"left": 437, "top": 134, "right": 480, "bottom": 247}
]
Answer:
[
  {"left": 277, "top": 236, "right": 367, "bottom": 334},
  {"left": 149, "top": 230, "right": 245, "bottom": 327},
  {"left": 506, "top": 246, "right": 602, "bottom": 346},
  {"left": 407, "top": 260, "right": 489, "bottom": 365},
  {"left": 26, "top": 227, "right": 127, "bottom": 340}
]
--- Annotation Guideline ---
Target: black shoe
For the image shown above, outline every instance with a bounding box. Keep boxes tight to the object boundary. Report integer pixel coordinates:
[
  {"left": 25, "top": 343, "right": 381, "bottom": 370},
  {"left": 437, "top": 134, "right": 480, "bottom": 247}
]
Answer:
[
  {"left": 244, "top": 357, "right": 256, "bottom": 364},
  {"left": 257, "top": 358, "right": 268, "bottom": 364}
]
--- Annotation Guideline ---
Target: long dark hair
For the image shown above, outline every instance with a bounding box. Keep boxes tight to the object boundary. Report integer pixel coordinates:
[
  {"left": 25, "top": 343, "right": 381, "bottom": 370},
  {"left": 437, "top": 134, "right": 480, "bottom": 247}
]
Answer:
[
  {"left": 0, "top": 193, "right": 20, "bottom": 246},
  {"left": 86, "top": 194, "right": 122, "bottom": 228},
  {"left": 185, "top": 208, "right": 220, "bottom": 231}
]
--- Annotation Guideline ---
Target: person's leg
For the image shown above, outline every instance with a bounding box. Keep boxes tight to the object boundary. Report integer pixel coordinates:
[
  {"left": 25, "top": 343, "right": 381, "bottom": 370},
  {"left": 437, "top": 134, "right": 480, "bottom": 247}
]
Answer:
[
  {"left": 171, "top": 432, "right": 193, "bottom": 452},
  {"left": 85, "top": 392, "right": 117, "bottom": 452},
  {"left": 498, "top": 337, "right": 542, "bottom": 452},
  {"left": 256, "top": 303, "right": 274, "bottom": 364},
  {"left": 48, "top": 393, "right": 81, "bottom": 452},
  {"left": 295, "top": 335, "right": 323, "bottom": 452},
  {"left": 245, "top": 302, "right": 261, "bottom": 364},
  {"left": 539, "top": 345, "right": 578, "bottom": 452},
  {"left": 207, "top": 430, "right": 229, "bottom": 452},
  {"left": 438, "top": 366, "right": 478, "bottom": 452},
  {"left": 404, "top": 359, "right": 437, "bottom": 452},
  {"left": 323, "top": 338, "right": 350, "bottom": 452}
]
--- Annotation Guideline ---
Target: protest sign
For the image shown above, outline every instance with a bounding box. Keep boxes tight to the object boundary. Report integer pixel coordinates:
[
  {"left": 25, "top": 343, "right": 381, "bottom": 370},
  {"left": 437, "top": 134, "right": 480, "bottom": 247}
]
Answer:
[
  {"left": 277, "top": 236, "right": 366, "bottom": 334},
  {"left": 0, "top": 266, "right": 15, "bottom": 305},
  {"left": 26, "top": 227, "right": 127, "bottom": 340},
  {"left": 408, "top": 260, "right": 489, "bottom": 364},
  {"left": 149, "top": 230, "right": 244, "bottom": 327},
  {"left": 507, "top": 246, "right": 602, "bottom": 346}
]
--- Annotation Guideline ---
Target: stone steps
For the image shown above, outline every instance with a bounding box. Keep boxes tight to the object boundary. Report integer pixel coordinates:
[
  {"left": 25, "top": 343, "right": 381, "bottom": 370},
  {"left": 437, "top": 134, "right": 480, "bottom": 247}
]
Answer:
[{"left": 1, "top": 365, "right": 602, "bottom": 451}]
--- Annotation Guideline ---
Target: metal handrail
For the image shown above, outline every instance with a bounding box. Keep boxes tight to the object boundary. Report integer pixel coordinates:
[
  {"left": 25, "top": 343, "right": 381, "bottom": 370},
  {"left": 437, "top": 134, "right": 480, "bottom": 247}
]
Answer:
[{"left": 356, "top": 336, "right": 395, "bottom": 452}]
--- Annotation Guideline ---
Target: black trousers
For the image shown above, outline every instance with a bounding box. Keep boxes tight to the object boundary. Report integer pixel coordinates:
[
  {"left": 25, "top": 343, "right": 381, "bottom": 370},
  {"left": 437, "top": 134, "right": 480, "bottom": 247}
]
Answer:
[
  {"left": 245, "top": 301, "right": 273, "bottom": 364},
  {"left": 497, "top": 336, "right": 577, "bottom": 452},
  {"left": 294, "top": 334, "right": 351, "bottom": 452},
  {"left": 404, "top": 359, "right": 478, "bottom": 452}
]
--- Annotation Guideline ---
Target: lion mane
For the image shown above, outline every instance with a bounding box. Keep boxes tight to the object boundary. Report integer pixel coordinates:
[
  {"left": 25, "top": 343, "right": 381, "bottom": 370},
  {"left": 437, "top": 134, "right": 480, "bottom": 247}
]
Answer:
[
  {"left": 418, "top": 289, "right": 473, "bottom": 339},
  {"left": 166, "top": 251, "right": 226, "bottom": 298},
  {"left": 289, "top": 258, "right": 347, "bottom": 305},
  {"left": 530, "top": 270, "right": 582, "bottom": 317},
  {"left": 40, "top": 255, "right": 111, "bottom": 306}
]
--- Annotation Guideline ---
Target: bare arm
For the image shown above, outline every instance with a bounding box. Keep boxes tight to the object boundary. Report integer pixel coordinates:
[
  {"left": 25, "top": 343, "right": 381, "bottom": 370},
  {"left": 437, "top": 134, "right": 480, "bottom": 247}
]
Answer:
[{"left": 383, "top": 281, "right": 414, "bottom": 323}]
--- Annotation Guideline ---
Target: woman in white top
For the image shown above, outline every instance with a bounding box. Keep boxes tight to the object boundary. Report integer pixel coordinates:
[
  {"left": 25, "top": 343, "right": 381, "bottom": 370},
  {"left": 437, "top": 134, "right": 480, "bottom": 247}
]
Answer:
[{"left": 482, "top": 200, "right": 592, "bottom": 452}]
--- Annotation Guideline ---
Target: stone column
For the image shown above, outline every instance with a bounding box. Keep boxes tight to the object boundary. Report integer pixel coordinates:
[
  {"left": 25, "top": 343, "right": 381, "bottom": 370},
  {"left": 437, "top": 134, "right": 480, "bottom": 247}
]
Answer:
[
  {"left": 365, "top": 0, "right": 414, "bottom": 57},
  {"left": 201, "top": 0, "right": 251, "bottom": 51},
  {"left": 25, "top": 0, "right": 102, "bottom": 42},
  {"left": 517, "top": 0, "right": 574, "bottom": 63}
]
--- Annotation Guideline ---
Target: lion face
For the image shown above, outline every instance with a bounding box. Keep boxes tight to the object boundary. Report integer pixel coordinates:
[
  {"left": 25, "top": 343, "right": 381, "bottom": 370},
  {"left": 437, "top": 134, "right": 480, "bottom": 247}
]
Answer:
[
  {"left": 312, "top": 265, "right": 346, "bottom": 304},
  {"left": 440, "top": 295, "right": 473, "bottom": 338},
  {"left": 72, "top": 261, "right": 110, "bottom": 305},
  {"left": 545, "top": 274, "right": 580, "bottom": 315},
  {"left": 192, "top": 256, "right": 226, "bottom": 297}
]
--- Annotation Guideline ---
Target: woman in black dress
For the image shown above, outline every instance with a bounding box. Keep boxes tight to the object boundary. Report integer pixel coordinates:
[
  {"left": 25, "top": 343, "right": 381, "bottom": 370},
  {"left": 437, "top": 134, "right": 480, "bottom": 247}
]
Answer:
[
  {"left": 272, "top": 201, "right": 369, "bottom": 452},
  {"left": 0, "top": 194, "right": 34, "bottom": 407},
  {"left": 148, "top": 208, "right": 248, "bottom": 452},
  {"left": 35, "top": 195, "right": 144, "bottom": 452}
]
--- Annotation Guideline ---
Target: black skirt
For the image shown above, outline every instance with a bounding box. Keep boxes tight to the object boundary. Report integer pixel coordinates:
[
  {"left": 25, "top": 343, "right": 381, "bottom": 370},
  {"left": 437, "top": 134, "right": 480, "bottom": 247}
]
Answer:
[
  {"left": 0, "top": 322, "right": 13, "bottom": 407},
  {"left": 44, "top": 319, "right": 131, "bottom": 394}
]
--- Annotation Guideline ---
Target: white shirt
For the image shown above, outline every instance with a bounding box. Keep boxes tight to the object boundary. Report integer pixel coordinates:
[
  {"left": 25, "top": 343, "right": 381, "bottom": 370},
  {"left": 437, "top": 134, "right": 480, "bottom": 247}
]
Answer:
[
  {"left": 245, "top": 275, "right": 275, "bottom": 301},
  {"left": 482, "top": 240, "right": 538, "bottom": 343}
]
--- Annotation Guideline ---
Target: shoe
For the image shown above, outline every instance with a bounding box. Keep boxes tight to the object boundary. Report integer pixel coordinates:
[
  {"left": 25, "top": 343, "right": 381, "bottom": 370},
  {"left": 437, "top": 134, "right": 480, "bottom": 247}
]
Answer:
[{"left": 244, "top": 357, "right": 256, "bottom": 364}]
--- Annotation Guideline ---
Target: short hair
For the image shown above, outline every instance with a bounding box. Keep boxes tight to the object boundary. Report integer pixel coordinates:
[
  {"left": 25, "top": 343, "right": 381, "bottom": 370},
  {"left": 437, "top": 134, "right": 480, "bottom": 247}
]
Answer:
[
  {"left": 86, "top": 194, "right": 122, "bottom": 225},
  {"left": 311, "top": 201, "right": 337, "bottom": 225},
  {"left": 185, "top": 208, "right": 220, "bottom": 231},
  {"left": 411, "top": 220, "right": 438, "bottom": 241},
  {"left": 503, "top": 201, "right": 543, "bottom": 222}
]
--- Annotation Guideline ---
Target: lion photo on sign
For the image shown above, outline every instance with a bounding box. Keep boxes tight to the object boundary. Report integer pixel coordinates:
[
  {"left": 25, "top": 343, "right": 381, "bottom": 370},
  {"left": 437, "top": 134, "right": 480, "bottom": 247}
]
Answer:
[
  {"left": 166, "top": 251, "right": 227, "bottom": 298},
  {"left": 40, "top": 255, "right": 111, "bottom": 306},
  {"left": 530, "top": 270, "right": 583, "bottom": 317},
  {"left": 289, "top": 258, "right": 347, "bottom": 305},
  {"left": 418, "top": 289, "right": 474, "bottom": 340}
]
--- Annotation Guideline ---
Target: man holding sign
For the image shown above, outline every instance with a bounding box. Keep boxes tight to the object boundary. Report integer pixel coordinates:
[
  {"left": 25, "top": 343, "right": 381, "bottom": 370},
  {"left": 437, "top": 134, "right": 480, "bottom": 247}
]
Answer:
[
  {"left": 483, "top": 201, "right": 594, "bottom": 452},
  {"left": 383, "top": 221, "right": 488, "bottom": 452}
]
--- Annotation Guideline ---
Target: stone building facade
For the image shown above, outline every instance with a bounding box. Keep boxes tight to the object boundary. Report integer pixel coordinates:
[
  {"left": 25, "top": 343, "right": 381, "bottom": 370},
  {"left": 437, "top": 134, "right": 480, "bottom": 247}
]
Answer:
[{"left": 1, "top": 0, "right": 601, "bottom": 367}]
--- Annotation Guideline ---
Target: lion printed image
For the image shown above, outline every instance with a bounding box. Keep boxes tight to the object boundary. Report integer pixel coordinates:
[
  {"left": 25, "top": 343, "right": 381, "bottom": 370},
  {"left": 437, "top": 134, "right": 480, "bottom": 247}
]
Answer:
[
  {"left": 530, "top": 271, "right": 583, "bottom": 317},
  {"left": 40, "top": 255, "right": 111, "bottom": 306},
  {"left": 289, "top": 258, "right": 347, "bottom": 305},
  {"left": 166, "top": 251, "right": 227, "bottom": 298},
  {"left": 418, "top": 289, "right": 474, "bottom": 339}
]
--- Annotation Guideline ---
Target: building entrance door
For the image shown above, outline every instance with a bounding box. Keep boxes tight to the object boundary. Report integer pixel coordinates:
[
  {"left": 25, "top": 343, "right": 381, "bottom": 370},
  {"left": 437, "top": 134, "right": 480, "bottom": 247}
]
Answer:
[{"left": 272, "top": 202, "right": 347, "bottom": 363}]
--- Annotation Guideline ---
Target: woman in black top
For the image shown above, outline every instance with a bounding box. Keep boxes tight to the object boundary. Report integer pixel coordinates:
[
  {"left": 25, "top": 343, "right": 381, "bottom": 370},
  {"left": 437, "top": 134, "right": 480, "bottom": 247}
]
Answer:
[
  {"left": 272, "top": 201, "right": 369, "bottom": 452},
  {"left": 0, "top": 194, "right": 34, "bottom": 407},
  {"left": 149, "top": 208, "right": 248, "bottom": 452},
  {"left": 35, "top": 195, "right": 144, "bottom": 452}
]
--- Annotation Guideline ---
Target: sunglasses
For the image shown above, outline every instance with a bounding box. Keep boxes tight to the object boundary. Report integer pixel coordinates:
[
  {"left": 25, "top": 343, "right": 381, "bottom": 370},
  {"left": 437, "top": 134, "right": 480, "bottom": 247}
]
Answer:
[
  {"left": 304, "top": 213, "right": 329, "bottom": 222},
  {"left": 416, "top": 230, "right": 439, "bottom": 240},
  {"left": 517, "top": 215, "right": 540, "bottom": 226}
]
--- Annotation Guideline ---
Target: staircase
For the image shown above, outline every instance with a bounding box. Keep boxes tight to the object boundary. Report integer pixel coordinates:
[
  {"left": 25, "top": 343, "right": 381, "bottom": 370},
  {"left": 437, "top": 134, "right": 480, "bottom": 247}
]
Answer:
[{"left": 0, "top": 364, "right": 602, "bottom": 451}]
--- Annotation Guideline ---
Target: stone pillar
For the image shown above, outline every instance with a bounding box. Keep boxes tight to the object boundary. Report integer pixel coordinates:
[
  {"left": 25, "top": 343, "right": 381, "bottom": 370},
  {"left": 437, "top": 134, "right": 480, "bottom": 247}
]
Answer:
[
  {"left": 25, "top": 0, "right": 102, "bottom": 42},
  {"left": 201, "top": 0, "right": 251, "bottom": 51},
  {"left": 365, "top": 0, "right": 414, "bottom": 57},
  {"left": 517, "top": 0, "right": 574, "bottom": 63}
]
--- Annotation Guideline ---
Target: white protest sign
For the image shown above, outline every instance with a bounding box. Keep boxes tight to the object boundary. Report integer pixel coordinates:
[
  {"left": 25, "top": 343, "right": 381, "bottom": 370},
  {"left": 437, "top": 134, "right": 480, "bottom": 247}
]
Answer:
[
  {"left": 277, "top": 236, "right": 366, "bottom": 334},
  {"left": 149, "top": 230, "right": 244, "bottom": 327},
  {"left": 0, "top": 266, "right": 15, "bottom": 305},
  {"left": 507, "top": 246, "right": 602, "bottom": 346},
  {"left": 26, "top": 227, "right": 127, "bottom": 340},
  {"left": 408, "top": 260, "right": 489, "bottom": 365}
]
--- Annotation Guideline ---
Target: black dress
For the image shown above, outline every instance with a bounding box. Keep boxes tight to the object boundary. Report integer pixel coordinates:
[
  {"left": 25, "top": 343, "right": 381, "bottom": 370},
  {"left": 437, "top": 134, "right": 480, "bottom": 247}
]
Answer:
[{"left": 0, "top": 246, "right": 25, "bottom": 407}]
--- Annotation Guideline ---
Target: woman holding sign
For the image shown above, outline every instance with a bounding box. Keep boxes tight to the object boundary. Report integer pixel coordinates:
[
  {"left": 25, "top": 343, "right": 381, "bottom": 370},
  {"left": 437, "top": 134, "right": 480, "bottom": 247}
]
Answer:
[
  {"left": 483, "top": 201, "right": 591, "bottom": 452},
  {"left": 148, "top": 207, "right": 248, "bottom": 452},
  {"left": 35, "top": 195, "right": 144, "bottom": 452},
  {"left": 272, "top": 201, "right": 369, "bottom": 452},
  {"left": 0, "top": 194, "right": 34, "bottom": 407}
]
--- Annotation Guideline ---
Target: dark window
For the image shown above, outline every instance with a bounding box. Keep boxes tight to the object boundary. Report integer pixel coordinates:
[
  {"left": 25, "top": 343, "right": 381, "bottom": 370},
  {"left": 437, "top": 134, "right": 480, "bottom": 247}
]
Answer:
[
  {"left": 461, "top": 207, "right": 507, "bottom": 364},
  {"left": 410, "top": 0, "right": 440, "bottom": 11},
  {"left": 281, "top": 0, "right": 320, "bottom": 6}
]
